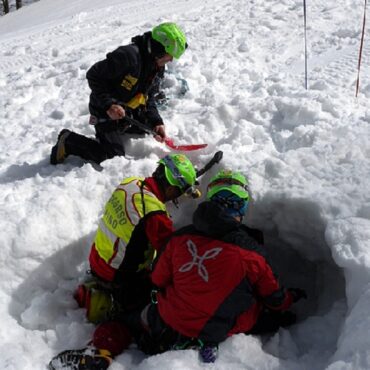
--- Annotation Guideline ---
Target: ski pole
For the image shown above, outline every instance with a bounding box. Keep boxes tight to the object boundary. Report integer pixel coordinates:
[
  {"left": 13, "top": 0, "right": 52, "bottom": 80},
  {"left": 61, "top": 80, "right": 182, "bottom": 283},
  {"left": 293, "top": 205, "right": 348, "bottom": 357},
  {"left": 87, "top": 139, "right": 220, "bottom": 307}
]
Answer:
[
  {"left": 303, "top": 0, "right": 308, "bottom": 90},
  {"left": 356, "top": 0, "right": 367, "bottom": 97}
]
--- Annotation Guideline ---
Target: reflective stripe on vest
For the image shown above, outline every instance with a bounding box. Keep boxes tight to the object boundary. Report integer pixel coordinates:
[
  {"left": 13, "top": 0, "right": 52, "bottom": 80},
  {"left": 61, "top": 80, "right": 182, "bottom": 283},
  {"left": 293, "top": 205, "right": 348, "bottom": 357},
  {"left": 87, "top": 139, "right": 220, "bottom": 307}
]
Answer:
[{"left": 94, "top": 177, "right": 167, "bottom": 270}]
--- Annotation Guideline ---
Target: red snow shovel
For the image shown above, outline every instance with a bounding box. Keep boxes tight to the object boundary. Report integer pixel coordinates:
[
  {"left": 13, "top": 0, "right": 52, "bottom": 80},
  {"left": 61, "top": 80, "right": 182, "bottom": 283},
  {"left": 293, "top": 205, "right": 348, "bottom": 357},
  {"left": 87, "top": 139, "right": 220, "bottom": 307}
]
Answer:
[
  {"left": 90, "top": 114, "right": 207, "bottom": 151},
  {"left": 124, "top": 116, "right": 207, "bottom": 151},
  {"left": 164, "top": 137, "right": 207, "bottom": 151}
]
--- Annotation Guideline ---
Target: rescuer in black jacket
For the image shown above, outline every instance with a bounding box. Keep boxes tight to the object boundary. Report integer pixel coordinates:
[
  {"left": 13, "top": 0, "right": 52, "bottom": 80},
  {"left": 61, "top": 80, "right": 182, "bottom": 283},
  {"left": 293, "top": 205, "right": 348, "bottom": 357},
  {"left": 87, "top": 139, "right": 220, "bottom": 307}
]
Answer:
[{"left": 50, "top": 22, "right": 188, "bottom": 165}]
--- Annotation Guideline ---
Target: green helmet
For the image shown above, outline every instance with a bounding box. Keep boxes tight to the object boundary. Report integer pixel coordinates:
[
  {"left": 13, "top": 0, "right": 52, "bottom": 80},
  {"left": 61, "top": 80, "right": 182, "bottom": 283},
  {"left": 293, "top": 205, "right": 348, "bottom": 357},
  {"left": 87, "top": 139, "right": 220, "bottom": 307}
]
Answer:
[
  {"left": 207, "top": 170, "right": 249, "bottom": 200},
  {"left": 152, "top": 22, "right": 187, "bottom": 59},
  {"left": 159, "top": 154, "right": 196, "bottom": 192}
]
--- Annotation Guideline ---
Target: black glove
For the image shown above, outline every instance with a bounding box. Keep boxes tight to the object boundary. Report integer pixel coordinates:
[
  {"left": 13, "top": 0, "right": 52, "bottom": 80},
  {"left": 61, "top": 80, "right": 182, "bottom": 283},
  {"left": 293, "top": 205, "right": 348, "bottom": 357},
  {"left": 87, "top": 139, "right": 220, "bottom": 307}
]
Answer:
[
  {"left": 279, "top": 311, "right": 297, "bottom": 327},
  {"left": 288, "top": 288, "right": 307, "bottom": 303}
]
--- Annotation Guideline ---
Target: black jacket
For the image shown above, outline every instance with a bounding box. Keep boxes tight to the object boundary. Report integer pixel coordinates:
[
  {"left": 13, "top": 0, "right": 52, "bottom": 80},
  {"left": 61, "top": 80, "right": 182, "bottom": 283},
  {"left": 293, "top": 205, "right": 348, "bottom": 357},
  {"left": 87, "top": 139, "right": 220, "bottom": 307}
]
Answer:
[{"left": 86, "top": 32, "right": 164, "bottom": 127}]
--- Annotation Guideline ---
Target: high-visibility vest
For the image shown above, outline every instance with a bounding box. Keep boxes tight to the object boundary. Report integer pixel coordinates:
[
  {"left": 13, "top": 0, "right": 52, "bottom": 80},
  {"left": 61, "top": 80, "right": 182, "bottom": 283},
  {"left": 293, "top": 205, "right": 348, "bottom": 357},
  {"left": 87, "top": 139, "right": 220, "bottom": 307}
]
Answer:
[{"left": 94, "top": 177, "right": 167, "bottom": 271}]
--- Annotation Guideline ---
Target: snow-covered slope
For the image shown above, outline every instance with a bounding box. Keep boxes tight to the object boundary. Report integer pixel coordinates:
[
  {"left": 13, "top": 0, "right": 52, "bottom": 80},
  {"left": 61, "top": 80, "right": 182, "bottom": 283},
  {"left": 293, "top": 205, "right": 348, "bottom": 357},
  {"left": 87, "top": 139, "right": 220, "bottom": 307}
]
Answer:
[{"left": 1, "top": 0, "right": 370, "bottom": 369}]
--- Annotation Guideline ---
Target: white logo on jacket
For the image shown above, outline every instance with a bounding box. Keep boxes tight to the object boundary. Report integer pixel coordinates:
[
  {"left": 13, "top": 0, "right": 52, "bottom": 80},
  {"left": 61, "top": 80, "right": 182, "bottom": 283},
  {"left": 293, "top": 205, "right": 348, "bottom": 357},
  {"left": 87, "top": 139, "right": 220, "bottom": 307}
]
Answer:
[{"left": 179, "top": 239, "right": 222, "bottom": 282}]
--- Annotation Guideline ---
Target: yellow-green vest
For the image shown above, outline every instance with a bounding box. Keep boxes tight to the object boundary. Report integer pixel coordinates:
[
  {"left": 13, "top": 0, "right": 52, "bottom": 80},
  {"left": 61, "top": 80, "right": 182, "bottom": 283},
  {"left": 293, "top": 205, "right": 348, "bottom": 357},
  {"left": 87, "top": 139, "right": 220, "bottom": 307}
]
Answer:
[{"left": 94, "top": 177, "right": 167, "bottom": 270}]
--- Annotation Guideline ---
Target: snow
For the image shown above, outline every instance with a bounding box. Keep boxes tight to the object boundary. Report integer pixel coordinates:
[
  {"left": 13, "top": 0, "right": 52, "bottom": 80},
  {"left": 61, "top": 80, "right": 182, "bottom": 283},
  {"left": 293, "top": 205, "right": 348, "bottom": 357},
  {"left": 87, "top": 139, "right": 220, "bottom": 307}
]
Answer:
[{"left": 1, "top": 0, "right": 370, "bottom": 368}]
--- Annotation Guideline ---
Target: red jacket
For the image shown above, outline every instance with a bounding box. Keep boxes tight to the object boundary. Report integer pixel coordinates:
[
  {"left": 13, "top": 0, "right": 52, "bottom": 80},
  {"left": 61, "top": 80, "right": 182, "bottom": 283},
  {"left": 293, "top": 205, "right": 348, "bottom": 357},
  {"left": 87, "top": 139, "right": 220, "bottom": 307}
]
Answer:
[{"left": 151, "top": 201, "right": 292, "bottom": 343}]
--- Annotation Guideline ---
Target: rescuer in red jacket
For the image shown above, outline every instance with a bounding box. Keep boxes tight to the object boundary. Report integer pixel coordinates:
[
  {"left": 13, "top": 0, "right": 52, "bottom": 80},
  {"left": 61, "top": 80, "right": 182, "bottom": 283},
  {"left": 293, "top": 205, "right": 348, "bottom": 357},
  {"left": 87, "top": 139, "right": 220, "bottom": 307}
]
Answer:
[{"left": 129, "top": 169, "right": 307, "bottom": 362}]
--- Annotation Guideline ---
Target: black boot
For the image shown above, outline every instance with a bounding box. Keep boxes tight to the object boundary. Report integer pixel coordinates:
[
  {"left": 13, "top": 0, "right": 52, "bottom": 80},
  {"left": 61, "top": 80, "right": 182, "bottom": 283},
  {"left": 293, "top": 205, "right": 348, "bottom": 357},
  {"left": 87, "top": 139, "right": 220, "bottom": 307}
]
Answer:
[
  {"left": 49, "top": 347, "right": 112, "bottom": 370},
  {"left": 50, "top": 129, "right": 71, "bottom": 164},
  {"left": 51, "top": 130, "right": 108, "bottom": 165}
]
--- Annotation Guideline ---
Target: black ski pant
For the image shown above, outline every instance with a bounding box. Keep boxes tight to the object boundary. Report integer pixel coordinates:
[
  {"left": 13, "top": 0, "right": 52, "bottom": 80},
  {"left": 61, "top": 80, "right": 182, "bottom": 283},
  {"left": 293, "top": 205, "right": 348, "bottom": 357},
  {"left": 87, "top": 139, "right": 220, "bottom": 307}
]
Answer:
[
  {"left": 120, "top": 306, "right": 297, "bottom": 356},
  {"left": 64, "top": 122, "right": 125, "bottom": 165},
  {"left": 120, "top": 303, "right": 181, "bottom": 355},
  {"left": 65, "top": 120, "right": 146, "bottom": 165},
  {"left": 90, "top": 268, "right": 153, "bottom": 312}
]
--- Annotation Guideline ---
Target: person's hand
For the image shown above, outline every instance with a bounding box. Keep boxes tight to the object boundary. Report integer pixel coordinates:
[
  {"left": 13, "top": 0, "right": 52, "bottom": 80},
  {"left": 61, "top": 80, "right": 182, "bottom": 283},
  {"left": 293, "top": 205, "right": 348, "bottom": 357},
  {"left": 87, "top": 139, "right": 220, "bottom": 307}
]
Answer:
[
  {"left": 153, "top": 124, "right": 166, "bottom": 143},
  {"left": 288, "top": 288, "right": 307, "bottom": 303},
  {"left": 107, "top": 104, "right": 125, "bottom": 120}
]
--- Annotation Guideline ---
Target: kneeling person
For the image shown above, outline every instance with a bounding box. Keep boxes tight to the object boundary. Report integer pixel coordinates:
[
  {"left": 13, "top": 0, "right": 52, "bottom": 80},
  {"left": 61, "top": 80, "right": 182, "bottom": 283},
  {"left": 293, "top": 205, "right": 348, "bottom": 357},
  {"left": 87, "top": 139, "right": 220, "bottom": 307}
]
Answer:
[
  {"left": 74, "top": 154, "right": 197, "bottom": 323},
  {"left": 128, "top": 170, "right": 306, "bottom": 362}
]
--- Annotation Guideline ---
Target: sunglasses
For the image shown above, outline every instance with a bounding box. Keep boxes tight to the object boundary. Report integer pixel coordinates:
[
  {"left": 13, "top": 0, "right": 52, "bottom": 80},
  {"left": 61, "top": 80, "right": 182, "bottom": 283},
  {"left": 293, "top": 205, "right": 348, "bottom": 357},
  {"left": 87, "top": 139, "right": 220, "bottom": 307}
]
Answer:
[{"left": 212, "top": 193, "right": 246, "bottom": 210}]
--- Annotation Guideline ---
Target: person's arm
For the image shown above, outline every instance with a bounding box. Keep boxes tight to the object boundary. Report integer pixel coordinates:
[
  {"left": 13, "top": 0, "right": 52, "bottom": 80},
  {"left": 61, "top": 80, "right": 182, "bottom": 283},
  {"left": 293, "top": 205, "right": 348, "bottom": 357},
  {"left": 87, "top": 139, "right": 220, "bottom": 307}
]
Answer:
[
  {"left": 259, "top": 265, "right": 293, "bottom": 311},
  {"left": 144, "top": 69, "right": 166, "bottom": 141},
  {"left": 144, "top": 212, "right": 173, "bottom": 251},
  {"left": 244, "top": 253, "right": 293, "bottom": 311},
  {"left": 86, "top": 46, "right": 136, "bottom": 114},
  {"left": 145, "top": 96, "right": 163, "bottom": 127},
  {"left": 226, "top": 230, "right": 290, "bottom": 309},
  {"left": 151, "top": 238, "right": 174, "bottom": 289}
]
